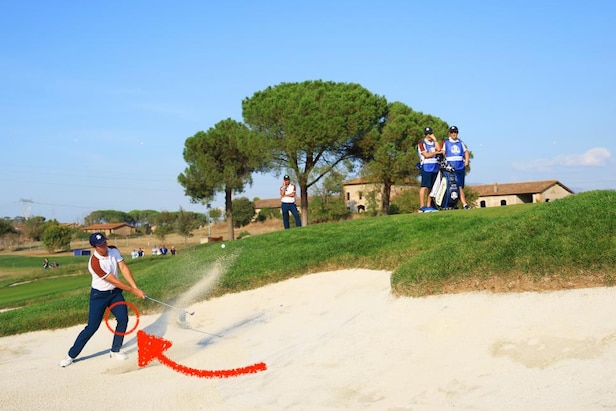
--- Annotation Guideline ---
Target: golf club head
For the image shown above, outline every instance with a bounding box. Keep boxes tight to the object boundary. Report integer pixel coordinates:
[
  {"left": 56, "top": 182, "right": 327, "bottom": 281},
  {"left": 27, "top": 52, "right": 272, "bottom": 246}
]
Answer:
[{"left": 176, "top": 311, "right": 190, "bottom": 328}]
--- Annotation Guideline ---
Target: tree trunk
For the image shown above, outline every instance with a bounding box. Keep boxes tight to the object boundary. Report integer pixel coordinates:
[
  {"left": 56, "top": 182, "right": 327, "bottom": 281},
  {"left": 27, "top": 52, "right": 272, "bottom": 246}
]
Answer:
[
  {"left": 382, "top": 182, "right": 392, "bottom": 215},
  {"left": 300, "top": 185, "right": 309, "bottom": 226},
  {"left": 225, "top": 189, "right": 235, "bottom": 240}
]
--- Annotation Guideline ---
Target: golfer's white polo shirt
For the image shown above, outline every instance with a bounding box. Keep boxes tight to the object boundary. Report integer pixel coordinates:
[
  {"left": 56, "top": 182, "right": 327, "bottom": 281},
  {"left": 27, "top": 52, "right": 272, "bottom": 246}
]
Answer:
[
  {"left": 282, "top": 183, "right": 297, "bottom": 204},
  {"left": 88, "top": 246, "right": 122, "bottom": 291}
]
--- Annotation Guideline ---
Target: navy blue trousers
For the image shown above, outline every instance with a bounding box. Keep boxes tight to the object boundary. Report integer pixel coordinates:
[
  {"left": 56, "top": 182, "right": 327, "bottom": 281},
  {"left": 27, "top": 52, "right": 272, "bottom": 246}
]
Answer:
[
  {"left": 281, "top": 202, "right": 302, "bottom": 229},
  {"left": 68, "top": 288, "right": 128, "bottom": 358}
]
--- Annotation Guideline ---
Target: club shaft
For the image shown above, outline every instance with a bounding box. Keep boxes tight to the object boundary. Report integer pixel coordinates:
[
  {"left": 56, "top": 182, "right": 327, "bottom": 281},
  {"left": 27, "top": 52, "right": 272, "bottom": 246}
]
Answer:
[
  {"left": 185, "top": 327, "right": 223, "bottom": 338},
  {"left": 146, "top": 296, "right": 194, "bottom": 315}
]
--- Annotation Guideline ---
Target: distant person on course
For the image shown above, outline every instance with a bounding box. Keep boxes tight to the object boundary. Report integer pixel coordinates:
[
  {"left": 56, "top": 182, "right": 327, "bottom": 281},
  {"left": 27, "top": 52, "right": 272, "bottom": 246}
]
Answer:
[
  {"left": 417, "top": 126, "right": 443, "bottom": 212},
  {"left": 279, "top": 175, "right": 302, "bottom": 229},
  {"left": 59, "top": 232, "right": 146, "bottom": 367},
  {"left": 442, "top": 125, "right": 471, "bottom": 209}
]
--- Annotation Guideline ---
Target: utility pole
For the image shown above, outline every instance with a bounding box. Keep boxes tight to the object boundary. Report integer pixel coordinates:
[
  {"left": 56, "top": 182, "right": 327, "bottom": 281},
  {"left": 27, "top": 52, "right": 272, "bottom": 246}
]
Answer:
[{"left": 20, "top": 198, "right": 33, "bottom": 220}]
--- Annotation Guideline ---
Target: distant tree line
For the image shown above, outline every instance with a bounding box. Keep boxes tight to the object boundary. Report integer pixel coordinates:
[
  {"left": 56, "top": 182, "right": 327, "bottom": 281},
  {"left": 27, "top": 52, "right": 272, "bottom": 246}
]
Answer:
[
  {"left": 83, "top": 208, "right": 201, "bottom": 230},
  {"left": 0, "top": 207, "right": 218, "bottom": 253}
]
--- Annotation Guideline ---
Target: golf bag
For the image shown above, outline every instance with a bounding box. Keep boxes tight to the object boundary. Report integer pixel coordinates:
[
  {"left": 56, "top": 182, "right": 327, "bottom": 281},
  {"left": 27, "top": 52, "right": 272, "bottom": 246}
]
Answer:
[{"left": 429, "top": 155, "right": 460, "bottom": 210}]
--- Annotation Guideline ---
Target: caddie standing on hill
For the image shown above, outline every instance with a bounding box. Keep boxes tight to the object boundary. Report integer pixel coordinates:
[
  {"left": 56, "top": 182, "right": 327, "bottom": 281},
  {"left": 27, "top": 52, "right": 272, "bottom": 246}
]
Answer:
[
  {"left": 280, "top": 175, "right": 302, "bottom": 229},
  {"left": 417, "top": 126, "right": 443, "bottom": 212},
  {"left": 443, "top": 125, "right": 471, "bottom": 209},
  {"left": 59, "top": 232, "right": 146, "bottom": 367}
]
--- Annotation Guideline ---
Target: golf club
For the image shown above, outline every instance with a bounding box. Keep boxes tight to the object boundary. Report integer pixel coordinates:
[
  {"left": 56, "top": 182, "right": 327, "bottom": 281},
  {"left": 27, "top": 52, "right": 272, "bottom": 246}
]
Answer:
[{"left": 145, "top": 295, "right": 195, "bottom": 316}]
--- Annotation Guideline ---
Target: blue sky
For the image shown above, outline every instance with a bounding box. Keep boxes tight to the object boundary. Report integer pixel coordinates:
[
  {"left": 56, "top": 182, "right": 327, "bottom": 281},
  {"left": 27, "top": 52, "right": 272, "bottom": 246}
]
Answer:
[{"left": 1, "top": 1, "right": 614, "bottom": 223}]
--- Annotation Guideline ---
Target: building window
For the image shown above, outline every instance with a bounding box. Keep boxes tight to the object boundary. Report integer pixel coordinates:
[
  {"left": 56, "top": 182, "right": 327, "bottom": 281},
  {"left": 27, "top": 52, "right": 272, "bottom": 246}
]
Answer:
[
  {"left": 480, "top": 201, "right": 486, "bottom": 208},
  {"left": 500, "top": 200, "right": 507, "bottom": 206},
  {"left": 359, "top": 191, "right": 363, "bottom": 200},
  {"left": 346, "top": 192, "right": 350, "bottom": 201}
]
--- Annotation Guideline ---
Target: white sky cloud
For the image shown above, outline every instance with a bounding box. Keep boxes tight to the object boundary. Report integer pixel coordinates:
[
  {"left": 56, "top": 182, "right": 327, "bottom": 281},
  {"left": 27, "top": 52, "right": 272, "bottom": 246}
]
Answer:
[{"left": 512, "top": 147, "right": 612, "bottom": 172}]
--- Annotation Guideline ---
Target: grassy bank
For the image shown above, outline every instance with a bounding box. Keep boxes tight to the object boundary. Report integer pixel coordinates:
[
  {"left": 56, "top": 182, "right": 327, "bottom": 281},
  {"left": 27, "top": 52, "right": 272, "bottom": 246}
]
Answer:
[{"left": 1, "top": 190, "right": 614, "bottom": 337}]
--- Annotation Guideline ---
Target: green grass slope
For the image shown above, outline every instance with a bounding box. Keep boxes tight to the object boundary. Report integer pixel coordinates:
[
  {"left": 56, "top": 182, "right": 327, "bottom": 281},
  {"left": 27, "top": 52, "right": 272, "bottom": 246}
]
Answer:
[{"left": 0, "top": 190, "right": 614, "bottom": 337}]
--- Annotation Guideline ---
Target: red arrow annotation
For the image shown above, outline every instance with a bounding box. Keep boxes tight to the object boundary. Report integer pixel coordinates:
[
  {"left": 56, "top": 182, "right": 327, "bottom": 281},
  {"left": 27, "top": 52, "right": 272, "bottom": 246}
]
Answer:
[{"left": 137, "top": 330, "right": 267, "bottom": 379}]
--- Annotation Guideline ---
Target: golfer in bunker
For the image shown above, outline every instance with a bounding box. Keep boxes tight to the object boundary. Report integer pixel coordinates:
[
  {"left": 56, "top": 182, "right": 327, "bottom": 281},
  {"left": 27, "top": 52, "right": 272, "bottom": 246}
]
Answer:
[{"left": 60, "top": 232, "right": 146, "bottom": 367}]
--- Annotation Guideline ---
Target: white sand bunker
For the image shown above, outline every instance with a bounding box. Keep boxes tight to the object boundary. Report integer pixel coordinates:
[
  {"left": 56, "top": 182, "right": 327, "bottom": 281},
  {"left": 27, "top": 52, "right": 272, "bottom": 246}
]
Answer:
[{"left": 2, "top": 269, "right": 616, "bottom": 410}]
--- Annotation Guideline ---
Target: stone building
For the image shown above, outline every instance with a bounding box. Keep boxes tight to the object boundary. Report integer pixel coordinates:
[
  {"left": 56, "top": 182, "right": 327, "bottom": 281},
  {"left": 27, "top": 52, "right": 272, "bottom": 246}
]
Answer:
[
  {"left": 470, "top": 180, "right": 574, "bottom": 207},
  {"left": 342, "top": 178, "right": 573, "bottom": 211}
]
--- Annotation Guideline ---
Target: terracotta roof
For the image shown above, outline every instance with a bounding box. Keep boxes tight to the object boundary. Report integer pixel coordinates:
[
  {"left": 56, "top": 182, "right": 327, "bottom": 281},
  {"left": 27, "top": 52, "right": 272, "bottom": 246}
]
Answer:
[
  {"left": 344, "top": 177, "right": 377, "bottom": 185},
  {"left": 254, "top": 198, "right": 281, "bottom": 209},
  {"left": 470, "top": 180, "right": 574, "bottom": 197}
]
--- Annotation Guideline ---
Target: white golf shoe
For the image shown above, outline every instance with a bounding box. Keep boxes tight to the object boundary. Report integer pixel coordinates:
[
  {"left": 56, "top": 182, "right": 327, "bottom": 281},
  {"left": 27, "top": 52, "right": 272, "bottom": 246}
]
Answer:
[
  {"left": 109, "top": 351, "right": 128, "bottom": 361},
  {"left": 59, "top": 355, "right": 74, "bottom": 367}
]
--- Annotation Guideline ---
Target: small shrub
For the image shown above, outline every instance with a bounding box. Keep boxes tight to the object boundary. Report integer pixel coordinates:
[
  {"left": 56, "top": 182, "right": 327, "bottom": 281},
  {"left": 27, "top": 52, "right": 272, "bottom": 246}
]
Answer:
[{"left": 237, "top": 230, "right": 251, "bottom": 239}]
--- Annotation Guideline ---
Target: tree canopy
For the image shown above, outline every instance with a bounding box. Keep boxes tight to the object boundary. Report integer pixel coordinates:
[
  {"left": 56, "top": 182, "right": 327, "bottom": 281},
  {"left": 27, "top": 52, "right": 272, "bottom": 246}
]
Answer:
[
  {"left": 358, "top": 102, "right": 450, "bottom": 214},
  {"left": 242, "top": 80, "right": 388, "bottom": 225},
  {"left": 176, "top": 207, "right": 201, "bottom": 244},
  {"left": 85, "top": 210, "right": 135, "bottom": 226},
  {"left": 154, "top": 211, "right": 175, "bottom": 241},
  {"left": 178, "top": 118, "right": 270, "bottom": 240},
  {"left": 42, "top": 221, "right": 72, "bottom": 252},
  {"left": 0, "top": 219, "right": 17, "bottom": 237},
  {"left": 22, "top": 216, "right": 47, "bottom": 241},
  {"left": 231, "top": 197, "right": 255, "bottom": 228}
]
